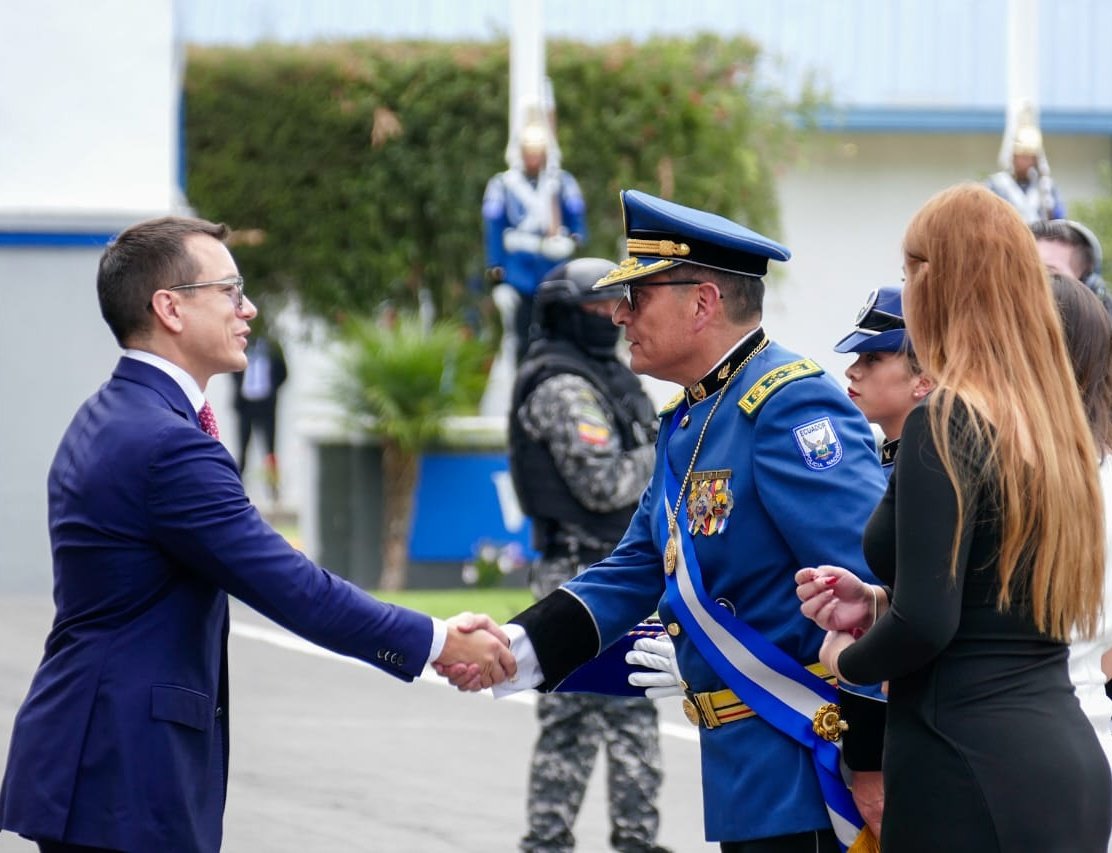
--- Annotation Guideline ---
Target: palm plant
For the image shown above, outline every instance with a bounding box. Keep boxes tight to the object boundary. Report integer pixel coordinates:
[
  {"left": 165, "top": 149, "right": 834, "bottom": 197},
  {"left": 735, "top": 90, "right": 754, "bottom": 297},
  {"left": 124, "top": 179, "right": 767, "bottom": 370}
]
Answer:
[{"left": 332, "top": 311, "right": 492, "bottom": 590}]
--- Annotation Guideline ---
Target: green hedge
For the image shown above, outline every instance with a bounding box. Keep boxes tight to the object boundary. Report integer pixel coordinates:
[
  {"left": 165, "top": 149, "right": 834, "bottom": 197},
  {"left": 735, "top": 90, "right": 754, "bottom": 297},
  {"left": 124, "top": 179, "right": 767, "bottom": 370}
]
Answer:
[{"left": 185, "top": 35, "right": 817, "bottom": 323}]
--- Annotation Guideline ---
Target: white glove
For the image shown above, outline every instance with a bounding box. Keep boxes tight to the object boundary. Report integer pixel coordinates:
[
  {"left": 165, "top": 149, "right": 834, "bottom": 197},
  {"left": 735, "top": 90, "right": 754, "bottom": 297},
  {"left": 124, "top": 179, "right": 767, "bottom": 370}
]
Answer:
[
  {"left": 540, "top": 233, "right": 576, "bottom": 261},
  {"left": 502, "top": 229, "right": 543, "bottom": 254},
  {"left": 490, "top": 283, "right": 521, "bottom": 326},
  {"left": 625, "top": 635, "right": 684, "bottom": 699}
]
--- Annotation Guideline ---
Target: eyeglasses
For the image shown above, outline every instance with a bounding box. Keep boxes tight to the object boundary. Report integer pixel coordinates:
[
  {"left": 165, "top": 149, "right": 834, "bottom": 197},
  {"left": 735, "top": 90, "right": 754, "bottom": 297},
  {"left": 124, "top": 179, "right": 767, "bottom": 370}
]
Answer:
[
  {"left": 169, "top": 275, "right": 246, "bottom": 310},
  {"left": 619, "top": 279, "right": 704, "bottom": 313}
]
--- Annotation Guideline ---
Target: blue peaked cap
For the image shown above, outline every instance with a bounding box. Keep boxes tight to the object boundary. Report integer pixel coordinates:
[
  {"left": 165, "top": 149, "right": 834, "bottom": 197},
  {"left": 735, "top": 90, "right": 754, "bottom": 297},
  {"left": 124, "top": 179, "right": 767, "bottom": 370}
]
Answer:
[
  {"left": 594, "top": 189, "right": 791, "bottom": 288},
  {"left": 833, "top": 285, "right": 909, "bottom": 353}
]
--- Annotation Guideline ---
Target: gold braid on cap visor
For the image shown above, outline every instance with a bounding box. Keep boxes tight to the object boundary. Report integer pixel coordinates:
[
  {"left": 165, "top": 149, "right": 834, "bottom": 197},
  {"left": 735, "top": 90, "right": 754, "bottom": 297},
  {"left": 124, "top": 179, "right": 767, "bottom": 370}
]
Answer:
[{"left": 596, "top": 256, "right": 682, "bottom": 287}]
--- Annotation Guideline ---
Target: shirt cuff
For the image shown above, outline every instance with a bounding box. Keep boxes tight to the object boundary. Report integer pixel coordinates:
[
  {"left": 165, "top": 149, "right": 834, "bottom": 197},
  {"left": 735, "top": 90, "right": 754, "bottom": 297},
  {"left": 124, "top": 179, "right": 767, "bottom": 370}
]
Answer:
[
  {"left": 425, "top": 617, "right": 448, "bottom": 666},
  {"left": 491, "top": 623, "right": 543, "bottom": 697}
]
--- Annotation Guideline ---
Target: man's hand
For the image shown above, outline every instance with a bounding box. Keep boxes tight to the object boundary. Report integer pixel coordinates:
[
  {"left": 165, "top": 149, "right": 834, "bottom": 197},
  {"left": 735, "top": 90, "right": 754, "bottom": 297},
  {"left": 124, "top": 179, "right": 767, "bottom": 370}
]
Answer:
[
  {"left": 626, "top": 635, "right": 684, "bottom": 699},
  {"left": 850, "top": 770, "right": 884, "bottom": 838},
  {"left": 432, "top": 612, "right": 516, "bottom": 692},
  {"left": 795, "top": 566, "right": 876, "bottom": 632}
]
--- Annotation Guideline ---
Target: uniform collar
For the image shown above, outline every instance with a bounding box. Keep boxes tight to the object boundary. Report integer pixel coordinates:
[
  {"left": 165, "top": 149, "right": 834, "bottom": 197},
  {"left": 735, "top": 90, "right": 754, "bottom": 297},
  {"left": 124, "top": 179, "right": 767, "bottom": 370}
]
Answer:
[
  {"left": 880, "top": 437, "right": 900, "bottom": 467},
  {"left": 684, "top": 327, "right": 767, "bottom": 407}
]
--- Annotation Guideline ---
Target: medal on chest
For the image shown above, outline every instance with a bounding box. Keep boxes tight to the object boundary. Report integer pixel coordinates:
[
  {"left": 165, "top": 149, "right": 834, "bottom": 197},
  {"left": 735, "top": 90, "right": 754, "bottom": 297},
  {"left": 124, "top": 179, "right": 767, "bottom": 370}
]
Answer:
[
  {"left": 664, "top": 523, "right": 679, "bottom": 575},
  {"left": 663, "top": 339, "right": 766, "bottom": 577},
  {"left": 687, "top": 469, "right": 734, "bottom": 536}
]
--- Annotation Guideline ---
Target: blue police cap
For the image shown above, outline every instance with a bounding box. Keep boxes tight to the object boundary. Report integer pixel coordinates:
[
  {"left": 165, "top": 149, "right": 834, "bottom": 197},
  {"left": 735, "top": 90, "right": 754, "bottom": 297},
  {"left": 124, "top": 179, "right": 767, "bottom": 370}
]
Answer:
[
  {"left": 833, "top": 285, "right": 909, "bottom": 353},
  {"left": 594, "top": 189, "right": 791, "bottom": 289}
]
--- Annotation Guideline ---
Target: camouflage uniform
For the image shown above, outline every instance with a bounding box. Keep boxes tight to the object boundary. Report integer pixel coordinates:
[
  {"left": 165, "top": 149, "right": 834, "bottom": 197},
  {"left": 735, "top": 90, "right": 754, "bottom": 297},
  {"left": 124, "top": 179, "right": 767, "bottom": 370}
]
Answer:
[{"left": 516, "top": 374, "right": 665, "bottom": 853}]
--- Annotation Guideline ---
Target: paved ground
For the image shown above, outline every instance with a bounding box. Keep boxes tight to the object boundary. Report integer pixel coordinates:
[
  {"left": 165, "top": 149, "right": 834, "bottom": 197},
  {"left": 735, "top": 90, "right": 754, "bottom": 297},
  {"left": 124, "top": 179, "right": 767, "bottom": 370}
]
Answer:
[{"left": 0, "top": 595, "right": 717, "bottom": 852}]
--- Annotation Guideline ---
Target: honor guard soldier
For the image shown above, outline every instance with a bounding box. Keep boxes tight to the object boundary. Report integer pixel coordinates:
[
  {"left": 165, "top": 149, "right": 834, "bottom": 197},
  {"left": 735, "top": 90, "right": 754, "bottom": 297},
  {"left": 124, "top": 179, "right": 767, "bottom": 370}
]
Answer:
[
  {"left": 482, "top": 119, "right": 587, "bottom": 363},
  {"left": 986, "top": 103, "right": 1066, "bottom": 223},
  {"left": 509, "top": 258, "right": 671, "bottom": 853},
  {"left": 492, "top": 190, "right": 888, "bottom": 853}
]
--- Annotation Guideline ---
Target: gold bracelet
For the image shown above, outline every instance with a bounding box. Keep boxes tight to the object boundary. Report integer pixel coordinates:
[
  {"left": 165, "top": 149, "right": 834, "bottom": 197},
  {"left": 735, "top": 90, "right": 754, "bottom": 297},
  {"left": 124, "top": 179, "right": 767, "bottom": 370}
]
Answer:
[{"left": 869, "top": 584, "right": 878, "bottom": 629}]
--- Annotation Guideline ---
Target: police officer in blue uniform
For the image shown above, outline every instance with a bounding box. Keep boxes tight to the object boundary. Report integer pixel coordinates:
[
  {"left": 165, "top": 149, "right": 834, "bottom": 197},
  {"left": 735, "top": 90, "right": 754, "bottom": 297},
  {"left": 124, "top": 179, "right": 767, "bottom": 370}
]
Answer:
[
  {"left": 827, "top": 284, "right": 931, "bottom": 835},
  {"left": 834, "top": 285, "right": 930, "bottom": 474},
  {"left": 492, "top": 190, "right": 887, "bottom": 853}
]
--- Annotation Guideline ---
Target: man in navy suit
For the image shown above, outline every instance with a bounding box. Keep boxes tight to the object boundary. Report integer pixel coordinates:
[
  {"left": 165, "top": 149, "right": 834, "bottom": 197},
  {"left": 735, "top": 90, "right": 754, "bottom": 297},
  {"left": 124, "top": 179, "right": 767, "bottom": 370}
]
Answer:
[{"left": 0, "top": 216, "right": 515, "bottom": 853}]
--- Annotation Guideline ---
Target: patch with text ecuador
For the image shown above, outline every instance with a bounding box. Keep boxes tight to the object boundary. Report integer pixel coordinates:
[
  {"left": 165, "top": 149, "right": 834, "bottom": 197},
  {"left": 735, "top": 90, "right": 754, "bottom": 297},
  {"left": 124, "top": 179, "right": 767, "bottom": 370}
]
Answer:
[{"left": 792, "top": 417, "right": 843, "bottom": 470}]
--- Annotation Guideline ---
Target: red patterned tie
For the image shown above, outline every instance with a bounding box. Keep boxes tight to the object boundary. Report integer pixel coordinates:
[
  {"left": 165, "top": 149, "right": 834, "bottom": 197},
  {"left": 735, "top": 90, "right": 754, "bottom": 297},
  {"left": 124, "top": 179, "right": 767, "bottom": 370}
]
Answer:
[{"left": 198, "top": 401, "right": 220, "bottom": 440}]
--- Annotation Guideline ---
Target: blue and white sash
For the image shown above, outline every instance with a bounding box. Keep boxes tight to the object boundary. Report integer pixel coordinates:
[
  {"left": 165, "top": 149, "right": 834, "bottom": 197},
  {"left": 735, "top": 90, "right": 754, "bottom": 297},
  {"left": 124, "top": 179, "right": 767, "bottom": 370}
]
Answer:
[{"left": 661, "top": 405, "right": 863, "bottom": 850}]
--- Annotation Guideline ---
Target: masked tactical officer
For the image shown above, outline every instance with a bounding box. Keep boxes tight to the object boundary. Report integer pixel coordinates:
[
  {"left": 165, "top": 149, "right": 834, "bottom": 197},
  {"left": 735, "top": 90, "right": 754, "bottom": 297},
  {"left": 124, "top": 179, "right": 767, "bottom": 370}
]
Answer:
[
  {"left": 509, "top": 258, "right": 670, "bottom": 853},
  {"left": 491, "top": 191, "right": 887, "bottom": 853}
]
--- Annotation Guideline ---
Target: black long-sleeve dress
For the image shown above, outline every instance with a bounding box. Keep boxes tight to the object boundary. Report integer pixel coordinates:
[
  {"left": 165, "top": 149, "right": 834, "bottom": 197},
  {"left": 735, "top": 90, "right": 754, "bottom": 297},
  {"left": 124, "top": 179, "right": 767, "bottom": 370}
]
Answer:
[{"left": 839, "top": 401, "right": 1112, "bottom": 852}]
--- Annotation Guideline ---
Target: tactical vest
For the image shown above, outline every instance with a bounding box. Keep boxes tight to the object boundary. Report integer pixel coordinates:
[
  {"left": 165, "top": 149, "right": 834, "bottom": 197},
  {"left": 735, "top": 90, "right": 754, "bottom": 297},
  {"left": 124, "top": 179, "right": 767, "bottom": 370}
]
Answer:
[{"left": 509, "top": 338, "right": 658, "bottom": 551}]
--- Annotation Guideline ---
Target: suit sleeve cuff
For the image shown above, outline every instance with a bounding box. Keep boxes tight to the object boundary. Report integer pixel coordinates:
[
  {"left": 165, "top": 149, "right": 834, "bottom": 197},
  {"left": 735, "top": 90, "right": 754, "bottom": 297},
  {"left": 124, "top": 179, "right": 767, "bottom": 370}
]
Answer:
[{"left": 510, "top": 588, "right": 600, "bottom": 691}]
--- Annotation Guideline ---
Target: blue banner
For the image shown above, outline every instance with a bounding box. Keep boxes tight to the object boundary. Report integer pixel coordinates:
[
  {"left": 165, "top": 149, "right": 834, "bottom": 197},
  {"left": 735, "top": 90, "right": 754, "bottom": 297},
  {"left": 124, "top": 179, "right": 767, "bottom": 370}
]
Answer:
[{"left": 407, "top": 452, "right": 536, "bottom": 561}]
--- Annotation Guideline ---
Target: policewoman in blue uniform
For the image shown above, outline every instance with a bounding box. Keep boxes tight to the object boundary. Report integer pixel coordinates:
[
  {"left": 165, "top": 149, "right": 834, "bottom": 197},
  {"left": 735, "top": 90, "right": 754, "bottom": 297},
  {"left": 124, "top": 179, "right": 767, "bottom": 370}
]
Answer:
[
  {"left": 494, "top": 191, "right": 887, "bottom": 853},
  {"left": 819, "top": 285, "right": 931, "bottom": 835},
  {"left": 834, "top": 285, "right": 931, "bottom": 475}
]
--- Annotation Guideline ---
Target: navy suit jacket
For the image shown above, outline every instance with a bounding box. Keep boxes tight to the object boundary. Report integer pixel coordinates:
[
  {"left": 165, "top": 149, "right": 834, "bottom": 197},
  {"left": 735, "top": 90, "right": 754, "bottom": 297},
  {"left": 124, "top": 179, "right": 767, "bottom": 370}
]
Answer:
[{"left": 0, "top": 358, "right": 433, "bottom": 852}]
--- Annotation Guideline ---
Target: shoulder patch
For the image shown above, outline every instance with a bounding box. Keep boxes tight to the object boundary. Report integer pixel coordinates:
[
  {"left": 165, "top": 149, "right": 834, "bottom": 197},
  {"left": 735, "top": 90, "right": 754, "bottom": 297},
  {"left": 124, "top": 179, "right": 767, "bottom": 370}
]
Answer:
[
  {"left": 658, "top": 390, "right": 685, "bottom": 416},
  {"left": 576, "top": 420, "right": 612, "bottom": 446},
  {"left": 738, "top": 358, "right": 824, "bottom": 417},
  {"left": 792, "top": 416, "right": 844, "bottom": 470}
]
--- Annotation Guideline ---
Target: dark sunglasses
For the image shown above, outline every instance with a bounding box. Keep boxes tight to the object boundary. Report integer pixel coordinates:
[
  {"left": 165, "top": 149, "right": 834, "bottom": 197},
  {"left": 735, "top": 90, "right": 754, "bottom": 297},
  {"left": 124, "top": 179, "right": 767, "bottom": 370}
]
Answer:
[{"left": 620, "top": 279, "right": 704, "bottom": 312}]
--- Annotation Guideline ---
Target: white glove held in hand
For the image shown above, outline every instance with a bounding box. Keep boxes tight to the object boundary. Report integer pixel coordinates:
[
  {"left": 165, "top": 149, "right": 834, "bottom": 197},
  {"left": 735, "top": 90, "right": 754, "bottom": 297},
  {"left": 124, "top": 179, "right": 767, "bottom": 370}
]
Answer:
[{"left": 625, "top": 635, "right": 684, "bottom": 699}]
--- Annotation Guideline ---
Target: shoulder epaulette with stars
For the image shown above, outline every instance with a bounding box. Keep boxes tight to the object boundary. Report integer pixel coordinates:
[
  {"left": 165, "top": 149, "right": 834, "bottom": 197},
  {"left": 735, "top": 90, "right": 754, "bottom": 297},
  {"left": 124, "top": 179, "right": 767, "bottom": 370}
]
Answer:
[{"left": 738, "top": 358, "right": 824, "bottom": 417}]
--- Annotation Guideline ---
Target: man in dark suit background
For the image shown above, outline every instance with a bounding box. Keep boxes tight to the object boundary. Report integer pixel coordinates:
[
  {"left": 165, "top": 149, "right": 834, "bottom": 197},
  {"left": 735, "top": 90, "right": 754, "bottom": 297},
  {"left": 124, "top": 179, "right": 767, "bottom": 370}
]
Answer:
[
  {"left": 0, "top": 217, "right": 515, "bottom": 853},
  {"left": 231, "top": 330, "right": 287, "bottom": 502}
]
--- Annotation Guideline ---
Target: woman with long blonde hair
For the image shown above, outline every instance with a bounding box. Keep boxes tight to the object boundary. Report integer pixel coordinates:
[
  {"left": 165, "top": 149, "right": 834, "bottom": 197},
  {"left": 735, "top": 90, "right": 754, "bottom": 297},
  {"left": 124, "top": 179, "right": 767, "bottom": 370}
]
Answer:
[{"left": 804, "top": 184, "right": 1112, "bottom": 851}]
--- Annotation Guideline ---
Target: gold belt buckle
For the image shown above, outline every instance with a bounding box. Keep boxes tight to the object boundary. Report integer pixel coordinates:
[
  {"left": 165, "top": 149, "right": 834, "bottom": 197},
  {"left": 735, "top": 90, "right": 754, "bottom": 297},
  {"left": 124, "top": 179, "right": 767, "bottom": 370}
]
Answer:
[
  {"left": 682, "top": 692, "right": 722, "bottom": 729},
  {"left": 812, "top": 702, "right": 848, "bottom": 742},
  {"left": 682, "top": 697, "right": 702, "bottom": 727}
]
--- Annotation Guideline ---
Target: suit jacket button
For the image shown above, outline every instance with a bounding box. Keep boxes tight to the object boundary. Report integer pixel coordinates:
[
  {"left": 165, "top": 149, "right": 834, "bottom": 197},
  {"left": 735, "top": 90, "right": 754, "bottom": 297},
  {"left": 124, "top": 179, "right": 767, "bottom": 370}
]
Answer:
[
  {"left": 215, "top": 706, "right": 224, "bottom": 717},
  {"left": 667, "top": 622, "right": 681, "bottom": 637}
]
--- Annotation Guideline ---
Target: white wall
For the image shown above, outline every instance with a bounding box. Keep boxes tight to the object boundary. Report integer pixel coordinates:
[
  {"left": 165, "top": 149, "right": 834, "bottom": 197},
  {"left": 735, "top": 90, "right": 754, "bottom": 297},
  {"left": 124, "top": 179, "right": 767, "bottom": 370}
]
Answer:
[
  {"left": 0, "top": 1, "right": 181, "bottom": 592},
  {"left": 0, "top": 250, "right": 120, "bottom": 592},
  {"left": 0, "top": 1, "right": 180, "bottom": 220}
]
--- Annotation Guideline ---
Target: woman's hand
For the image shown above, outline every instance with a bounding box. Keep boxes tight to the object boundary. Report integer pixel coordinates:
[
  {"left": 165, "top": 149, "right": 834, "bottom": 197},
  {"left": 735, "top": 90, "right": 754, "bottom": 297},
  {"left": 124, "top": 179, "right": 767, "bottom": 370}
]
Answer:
[
  {"left": 795, "top": 565, "right": 877, "bottom": 633},
  {"left": 819, "top": 630, "right": 858, "bottom": 682}
]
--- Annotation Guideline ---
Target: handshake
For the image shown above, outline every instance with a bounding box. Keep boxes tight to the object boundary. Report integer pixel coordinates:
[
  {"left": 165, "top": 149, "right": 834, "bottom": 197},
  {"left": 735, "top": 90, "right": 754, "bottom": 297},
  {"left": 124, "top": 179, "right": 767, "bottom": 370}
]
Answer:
[
  {"left": 430, "top": 613, "right": 685, "bottom": 698},
  {"left": 431, "top": 612, "right": 518, "bottom": 691}
]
